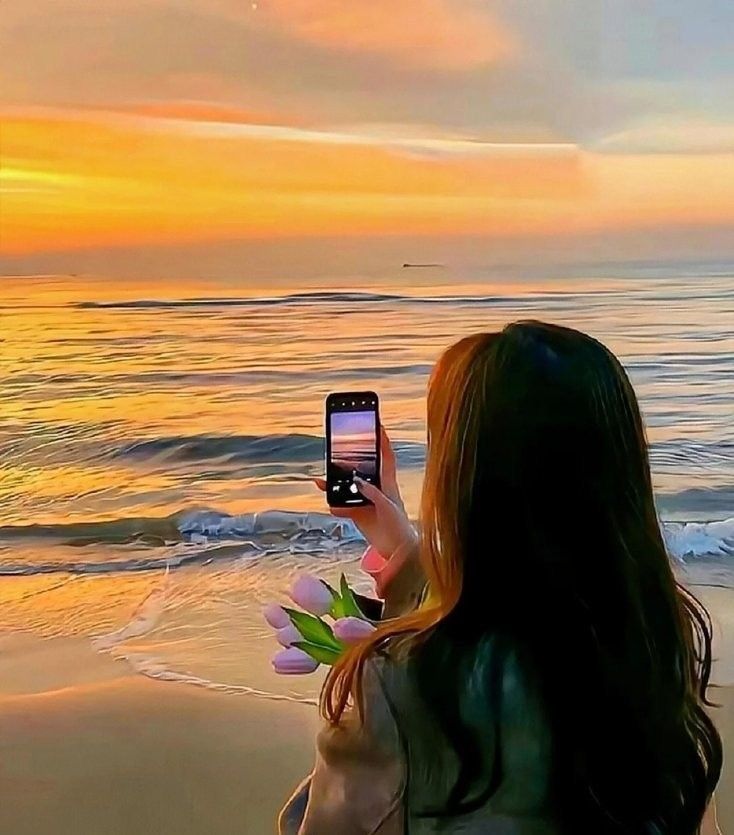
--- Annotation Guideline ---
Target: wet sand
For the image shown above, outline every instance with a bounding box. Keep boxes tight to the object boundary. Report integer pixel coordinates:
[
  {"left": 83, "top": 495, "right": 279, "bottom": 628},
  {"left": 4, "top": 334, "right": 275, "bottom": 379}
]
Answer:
[{"left": 0, "top": 637, "right": 320, "bottom": 835}]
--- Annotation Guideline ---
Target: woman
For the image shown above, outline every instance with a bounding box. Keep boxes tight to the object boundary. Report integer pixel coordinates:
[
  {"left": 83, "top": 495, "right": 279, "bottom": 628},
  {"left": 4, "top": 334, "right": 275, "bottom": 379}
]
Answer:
[{"left": 281, "top": 321, "right": 722, "bottom": 834}]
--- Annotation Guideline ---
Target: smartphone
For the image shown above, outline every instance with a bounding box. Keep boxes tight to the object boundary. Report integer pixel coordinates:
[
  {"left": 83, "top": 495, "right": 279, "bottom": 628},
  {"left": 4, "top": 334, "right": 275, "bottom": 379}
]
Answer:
[{"left": 325, "top": 391, "right": 380, "bottom": 507}]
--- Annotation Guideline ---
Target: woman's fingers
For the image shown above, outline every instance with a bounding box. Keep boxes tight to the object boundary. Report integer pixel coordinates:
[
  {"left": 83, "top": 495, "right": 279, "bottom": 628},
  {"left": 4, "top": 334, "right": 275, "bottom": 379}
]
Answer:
[
  {"left": 313, "top": 477, "right": 373, "bottom": 527},
  {"left": 328, "top": 506, "right": 365, "bottom": 520},
  {"left": 317, "top": 429, "right": 401, "bottom": 507},
  {"left": 379, "top": 425, "right": 403, "bottom": 505},
  {"left": 354, "top": 476, "right": 393, "bottom": 509},
  {"left": 380, "top": 425, "right": 396, "bottom": 474}
]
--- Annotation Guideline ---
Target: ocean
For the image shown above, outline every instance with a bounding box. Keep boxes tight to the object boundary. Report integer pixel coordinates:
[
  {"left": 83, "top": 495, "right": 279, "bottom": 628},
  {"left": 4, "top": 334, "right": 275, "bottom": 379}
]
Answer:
[{"left": 1, "top": 267, "right": 733, "bottom": 703}]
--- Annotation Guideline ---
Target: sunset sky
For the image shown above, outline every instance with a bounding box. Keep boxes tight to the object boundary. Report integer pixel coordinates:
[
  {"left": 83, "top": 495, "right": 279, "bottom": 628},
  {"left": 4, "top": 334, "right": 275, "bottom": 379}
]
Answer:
[{"left": 1, "top": 0, "right": 733, "bottom": 272}]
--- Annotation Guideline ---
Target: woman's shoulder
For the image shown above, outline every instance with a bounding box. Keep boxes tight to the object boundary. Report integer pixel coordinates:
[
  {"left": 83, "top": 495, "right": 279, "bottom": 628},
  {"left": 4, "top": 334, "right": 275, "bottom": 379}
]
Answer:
[
  {"left": 374, "top": 629, "right": 533, "bottom": 689},
  {"left": 369, "top": 632, "right": 555, "bottom": 816},
  {"left": 370, "top": 630, "right": 550, "bottom": 742},
  {"left": 315, "top": 653, "right": 403, "bottom": 760}
]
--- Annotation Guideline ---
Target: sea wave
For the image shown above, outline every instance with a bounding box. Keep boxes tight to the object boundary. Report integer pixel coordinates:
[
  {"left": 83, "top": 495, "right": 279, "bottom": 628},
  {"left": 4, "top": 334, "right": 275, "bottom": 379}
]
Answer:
[
  {"left": 65, "top": 280, "right": 734, "bottom": 313},
  {"left": 73, "top": 291, "right": 491, "bottom": 309},
  {"left": 179, "top": 509, "right": 734, "bottom": 562},
  {"left": 662, "top": 518, "right": 734, "bottom": 560},
  {"left": 113, "top": 432, "right": 428, "bottom": 468},
  {"left": 4, "top": 363, "right": 434, "bottom": 390},
  {"left": 0, "top": 509, "right": 363, "bottom": 575},
  {"left": 71, "top": 289, "right": 636, "bottom": 311},
  {"left": 116, "top": 433, "right": 325, "bottom": 464},
  {"left": 0, "top": 508, "right": 731, "bottom": 576},
  {"left": 656, "top": 485, "right": 734, "bottom": 515}
]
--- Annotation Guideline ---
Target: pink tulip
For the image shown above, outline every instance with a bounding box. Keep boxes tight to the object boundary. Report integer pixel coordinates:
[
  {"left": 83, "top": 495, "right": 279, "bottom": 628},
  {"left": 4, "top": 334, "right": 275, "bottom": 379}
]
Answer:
[
  {"left": 276, "top": 623, "right": 302, "bottom": 647},
  {"left": 272, "top": 646, "right": 319, "bottom": 675},
  {"left": 289, "top": 574, "right": 333, "bottom": 616},
  {"left": 263, "top": 602, "right": 290, "bottom": 629},
  {"left": 333, "top": 616, "right": 376, "bottom": 645}
]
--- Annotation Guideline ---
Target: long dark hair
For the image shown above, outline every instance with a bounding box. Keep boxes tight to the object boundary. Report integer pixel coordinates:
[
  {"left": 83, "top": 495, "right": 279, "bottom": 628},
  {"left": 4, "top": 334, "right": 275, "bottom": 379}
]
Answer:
[{"left": 323, "top": 321, "right": 722, "bottom": 832}]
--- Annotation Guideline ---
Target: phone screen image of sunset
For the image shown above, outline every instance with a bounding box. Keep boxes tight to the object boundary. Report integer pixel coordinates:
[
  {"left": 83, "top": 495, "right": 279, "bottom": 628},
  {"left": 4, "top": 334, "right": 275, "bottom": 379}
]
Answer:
[{"left": 330, "top": 411, "right": 377, "bottom": 479}]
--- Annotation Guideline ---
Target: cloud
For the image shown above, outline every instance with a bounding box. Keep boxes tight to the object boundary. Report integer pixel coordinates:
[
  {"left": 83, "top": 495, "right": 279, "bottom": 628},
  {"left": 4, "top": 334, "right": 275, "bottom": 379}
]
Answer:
[
  {"left": 2, "top": 0, "right": 732, "bottom": 152},
  {"left": 0, "top": 0, "right": 528, "bottom": 134},
  {"left": 2, "top": 104, "right": 576, "bottom": 161},
  {"left": 0, "top": 106, "right": 586, "bottom": 255},
  {"left": 4, "top": 104, "right": 734, "bottom": 260},
  {"left": 134, "top": 111, "right": 577, "bottom": 159},
  {"left": 3, "top": 0, "right": 734, "bottom": 267},
  {"left": 250, "top": 0, "right": 514, "bottom": 71},
  {"left": 108, "top": 101, "right": 306, "bottom": 127},
  {"left": 592, "top": 118, "right": 734, "bottom": 155}
]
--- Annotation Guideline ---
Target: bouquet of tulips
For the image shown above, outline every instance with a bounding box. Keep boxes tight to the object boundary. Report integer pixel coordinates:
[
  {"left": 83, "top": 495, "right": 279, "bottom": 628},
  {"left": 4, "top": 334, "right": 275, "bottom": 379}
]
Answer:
[{"left": 264, "top": 574, "right": 376, "bottom": 674}]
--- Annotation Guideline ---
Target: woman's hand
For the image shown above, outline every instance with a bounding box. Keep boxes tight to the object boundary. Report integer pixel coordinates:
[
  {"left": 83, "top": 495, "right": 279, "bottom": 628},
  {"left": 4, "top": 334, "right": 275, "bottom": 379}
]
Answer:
[{"left": 315, "top": 425, "right": 416, "bottom": 561}]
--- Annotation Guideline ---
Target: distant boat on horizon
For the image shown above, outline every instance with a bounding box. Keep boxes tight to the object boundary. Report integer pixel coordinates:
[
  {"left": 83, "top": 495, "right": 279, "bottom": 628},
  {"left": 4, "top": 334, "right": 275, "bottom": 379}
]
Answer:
[{"left": 402, "top": 263, "right": 446, "bottom": 268}]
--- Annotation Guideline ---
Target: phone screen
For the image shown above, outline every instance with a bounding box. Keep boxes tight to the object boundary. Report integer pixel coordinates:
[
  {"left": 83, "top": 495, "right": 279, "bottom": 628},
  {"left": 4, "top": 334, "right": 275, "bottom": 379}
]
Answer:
[{"left": 325, "top": 392, "right": 380, "bottom": 507}]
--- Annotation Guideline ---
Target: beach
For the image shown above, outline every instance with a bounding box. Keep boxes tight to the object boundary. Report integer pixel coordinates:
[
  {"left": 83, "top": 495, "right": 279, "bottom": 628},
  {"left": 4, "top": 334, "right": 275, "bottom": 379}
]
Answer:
[
  {"left": 0, "top": 635, "right": 321, "bottom": 835},
  {"left": 0, "top": 606, "right": 732, "bottom": 835}
]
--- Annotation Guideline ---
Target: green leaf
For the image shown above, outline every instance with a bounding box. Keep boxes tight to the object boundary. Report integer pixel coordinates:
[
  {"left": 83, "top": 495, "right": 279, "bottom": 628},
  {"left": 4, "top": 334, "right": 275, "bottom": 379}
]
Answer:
[
  {"left": 283, "top": 607, "right": 342, "bottom": 651},
  {"left": 339, "top": 573, "right": 364, "bottom": 618},
  {"left": 330, "top": 594, "right": 346, "bottom": 619},
  {"left": 293, "top": 641, "right": 342, "bottom": 666},
  {"left": 322, "top": 580, "right": 344, "bottom": 619},
  {"left": 321, "top": 579, "right": 339, "bottom": 602}
]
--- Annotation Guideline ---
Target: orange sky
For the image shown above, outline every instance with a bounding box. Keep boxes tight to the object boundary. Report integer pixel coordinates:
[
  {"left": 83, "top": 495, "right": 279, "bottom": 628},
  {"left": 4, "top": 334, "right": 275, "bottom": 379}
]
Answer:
[
  {"left": 1, "top": 0, "right": 733, "bottom": 259},
  {"left": 3, "top": 106, "right": 733, "bottom": 255}
]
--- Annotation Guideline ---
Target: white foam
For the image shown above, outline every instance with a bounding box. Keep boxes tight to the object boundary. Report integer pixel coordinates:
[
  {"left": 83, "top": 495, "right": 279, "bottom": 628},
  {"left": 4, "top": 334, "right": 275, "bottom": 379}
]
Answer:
[
  {"left": 118, "top": 652, "right": 318, "bottom": 705},
  {"left": 663, "top": 517, "right": 734, "bottom": 560},
  {"left": 91, "top": 584, "right": 167, "bottom": 651},
  {"left": 177, "top": 508, "right": 362, "bottom": 543}
]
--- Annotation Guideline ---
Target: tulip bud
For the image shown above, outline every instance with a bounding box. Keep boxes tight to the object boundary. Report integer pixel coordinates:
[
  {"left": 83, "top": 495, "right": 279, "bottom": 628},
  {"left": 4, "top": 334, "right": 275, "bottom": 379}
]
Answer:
[
  {"left": 263, "top": 602, "right": 290, "bottom": 629},
  {"left": 272, "top": 646, "right": 319, "bottom": 675},
  {"left": 276, "top": 623, "right": 302, "bottom": 647},
  {"left": 289, "top": 575, "right": 333, "bottom": 617},
  {"left": 333, "top": 616, "right": 376, "bottom": 645}
]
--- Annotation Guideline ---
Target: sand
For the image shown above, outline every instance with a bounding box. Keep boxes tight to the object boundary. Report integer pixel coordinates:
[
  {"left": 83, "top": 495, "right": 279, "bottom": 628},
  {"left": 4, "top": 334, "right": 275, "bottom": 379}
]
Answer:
[
  {"left": 713, "top": 688, "right": 734, "bottom": 831},
  {"left": 0, "top": 637, "right": 320, "bottom": 835},
  {"left": 0, "top": 599, "right": 731, "bottom": 835}
]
